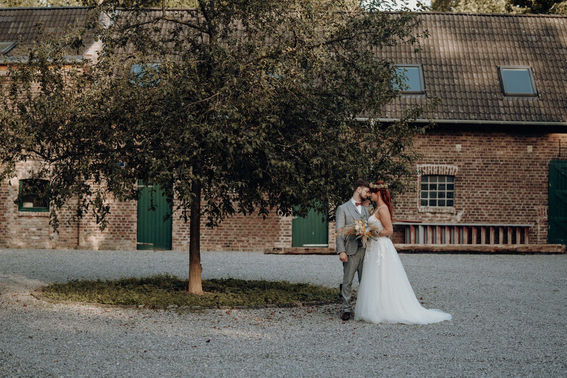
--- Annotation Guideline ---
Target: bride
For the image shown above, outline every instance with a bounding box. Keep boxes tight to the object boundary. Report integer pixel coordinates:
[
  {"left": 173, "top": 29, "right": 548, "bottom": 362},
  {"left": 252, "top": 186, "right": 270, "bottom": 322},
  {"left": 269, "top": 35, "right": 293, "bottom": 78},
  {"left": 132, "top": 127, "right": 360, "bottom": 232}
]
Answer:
[{"left": 355, "top": 181, "right": 452, "bottom": 325}]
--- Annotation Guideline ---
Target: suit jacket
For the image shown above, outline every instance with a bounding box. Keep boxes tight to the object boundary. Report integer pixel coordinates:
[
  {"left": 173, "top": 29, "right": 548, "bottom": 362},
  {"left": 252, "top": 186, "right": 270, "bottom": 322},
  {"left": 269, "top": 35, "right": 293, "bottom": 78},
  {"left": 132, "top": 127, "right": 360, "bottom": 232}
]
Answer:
[{"left": 335, "top": 200, "right": 370, "bottom": 256}]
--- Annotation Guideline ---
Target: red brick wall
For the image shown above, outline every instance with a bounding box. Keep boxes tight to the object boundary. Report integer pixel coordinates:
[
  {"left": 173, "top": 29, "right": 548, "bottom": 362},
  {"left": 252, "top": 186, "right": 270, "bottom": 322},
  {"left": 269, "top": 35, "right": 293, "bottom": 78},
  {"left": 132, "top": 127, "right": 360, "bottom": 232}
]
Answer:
[
  {"left": 392, "top": 129, "right": 567, "bottom": 244},
  {"left": 78, "top": 198, "right": 137, "bottom": 250},
  {"left": 172, "top": 210, "right": 292, "bottom": 252},
  {"left": 0, "top": 179, "right": 8, "bottom": 247},
  {"left": 0, "top": 164, "right": 137, "bottom": 250},
  {"left": 1, "top": 129, "right": 565, "bottom": 250},
  {"left": 0, "top": 162, "right": 80, "bottom": 249}
]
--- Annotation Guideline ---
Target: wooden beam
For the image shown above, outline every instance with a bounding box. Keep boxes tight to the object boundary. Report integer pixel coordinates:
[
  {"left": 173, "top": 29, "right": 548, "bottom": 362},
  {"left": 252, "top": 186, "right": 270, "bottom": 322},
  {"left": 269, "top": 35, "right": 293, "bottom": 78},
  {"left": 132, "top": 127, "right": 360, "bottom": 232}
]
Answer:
[
  {"left": 472, "top": 227, "right": 478, "bottom": 245},
  {"left": 265, "top": 244, "right": 566, "bottom": 254},
  {"left": 507, "top": 227, "right": 513, "bottom": 244},
  {"left": 393, "top": 244, "right": 566, "bottom": 254},
  {"left": 524, "top": 228, "right": 530, "bottom": 245}
]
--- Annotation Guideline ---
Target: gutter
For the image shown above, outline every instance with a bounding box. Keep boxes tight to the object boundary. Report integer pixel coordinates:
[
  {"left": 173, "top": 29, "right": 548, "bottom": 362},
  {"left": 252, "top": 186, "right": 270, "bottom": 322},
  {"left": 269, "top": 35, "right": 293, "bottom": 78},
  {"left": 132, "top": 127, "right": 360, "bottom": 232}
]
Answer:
[
  {"left": 356, "top": 117, "right": 567, "bottom": 127},
  {"left": 0, "top": 55, "right": 85, "bottom": 64}
]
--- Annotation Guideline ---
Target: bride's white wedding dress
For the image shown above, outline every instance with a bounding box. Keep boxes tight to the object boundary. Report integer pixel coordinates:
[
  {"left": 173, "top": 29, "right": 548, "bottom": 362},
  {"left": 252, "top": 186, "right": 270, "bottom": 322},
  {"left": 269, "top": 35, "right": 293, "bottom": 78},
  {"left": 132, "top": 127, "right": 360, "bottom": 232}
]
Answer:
[{"left": 355, "top": 212, "right": 452, "bottom": 325}]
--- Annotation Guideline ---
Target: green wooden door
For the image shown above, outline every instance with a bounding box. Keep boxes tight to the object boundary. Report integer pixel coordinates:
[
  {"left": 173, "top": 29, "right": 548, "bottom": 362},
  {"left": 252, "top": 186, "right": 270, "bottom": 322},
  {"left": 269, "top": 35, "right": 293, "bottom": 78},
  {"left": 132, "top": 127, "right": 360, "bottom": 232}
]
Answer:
[
  {"left": 292, "top": 208, "right": 328, "bottom": 247},
  {"left": 549, "top": 160, "right": 567, "bottom": 244},
  {"left": 137, "top": 182, "right": 172, "bottom": 250}
]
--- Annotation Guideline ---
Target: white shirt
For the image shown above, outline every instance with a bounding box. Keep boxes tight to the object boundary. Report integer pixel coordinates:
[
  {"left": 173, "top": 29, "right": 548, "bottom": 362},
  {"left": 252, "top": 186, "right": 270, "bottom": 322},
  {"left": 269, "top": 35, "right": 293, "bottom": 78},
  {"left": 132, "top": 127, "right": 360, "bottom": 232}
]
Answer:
[{"left": 351, "top": 198, "right": 362, "bottom": 214}]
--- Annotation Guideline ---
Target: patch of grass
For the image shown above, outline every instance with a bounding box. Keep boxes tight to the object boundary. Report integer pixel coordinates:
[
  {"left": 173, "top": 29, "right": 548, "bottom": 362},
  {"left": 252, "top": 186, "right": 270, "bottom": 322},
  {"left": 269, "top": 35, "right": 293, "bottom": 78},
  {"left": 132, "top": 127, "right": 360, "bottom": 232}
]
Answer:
[{"left": 40, "top": 274, "right": 340, "bottom": 310}]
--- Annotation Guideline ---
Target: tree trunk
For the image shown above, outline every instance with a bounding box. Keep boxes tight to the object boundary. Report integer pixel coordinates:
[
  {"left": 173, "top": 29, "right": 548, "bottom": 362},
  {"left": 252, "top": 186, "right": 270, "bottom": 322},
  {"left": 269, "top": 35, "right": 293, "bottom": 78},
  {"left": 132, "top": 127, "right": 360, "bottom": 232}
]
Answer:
[{"left": 188, "top": 181, "right": 203, "bottom": 295}]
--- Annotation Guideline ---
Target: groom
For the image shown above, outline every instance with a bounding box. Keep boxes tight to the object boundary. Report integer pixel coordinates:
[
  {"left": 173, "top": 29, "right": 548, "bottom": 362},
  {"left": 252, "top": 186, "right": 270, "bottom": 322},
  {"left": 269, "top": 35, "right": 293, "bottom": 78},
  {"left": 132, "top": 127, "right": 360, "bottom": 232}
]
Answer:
[{"left": 335, "top": 178, "right": 371, "bottom": 321}]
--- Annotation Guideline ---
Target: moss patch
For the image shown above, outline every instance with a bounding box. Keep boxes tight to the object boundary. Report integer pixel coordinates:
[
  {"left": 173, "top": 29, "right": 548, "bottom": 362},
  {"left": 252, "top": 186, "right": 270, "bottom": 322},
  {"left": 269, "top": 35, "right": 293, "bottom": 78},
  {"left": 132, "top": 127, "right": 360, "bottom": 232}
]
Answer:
[{"left": 39, "top": 274, "right": 339, "bottom": 310}]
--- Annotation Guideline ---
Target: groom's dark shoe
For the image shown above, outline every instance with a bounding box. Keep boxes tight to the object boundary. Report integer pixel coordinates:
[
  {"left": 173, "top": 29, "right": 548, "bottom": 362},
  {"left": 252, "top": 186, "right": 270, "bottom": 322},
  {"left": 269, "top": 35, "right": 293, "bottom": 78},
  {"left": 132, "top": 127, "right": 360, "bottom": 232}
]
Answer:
[{"left": 341, "top": 311, "right": 351, "bottom": 321}]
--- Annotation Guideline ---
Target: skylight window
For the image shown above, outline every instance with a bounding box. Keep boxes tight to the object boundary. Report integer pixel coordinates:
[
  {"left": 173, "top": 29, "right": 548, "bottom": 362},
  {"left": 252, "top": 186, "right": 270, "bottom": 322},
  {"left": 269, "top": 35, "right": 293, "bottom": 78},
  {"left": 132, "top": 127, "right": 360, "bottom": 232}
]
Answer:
[
  {"left": 393, "top": 64, "right": 425, "bottom": 94},
  {"left": 498, "top": 67, "right": 537, "bottom": 96},
  {"left": 130, "top": 62, "right": 161, "bottom": 87},
  {"left": 0, "top": 41, "right": 16, "bottom": 55}
]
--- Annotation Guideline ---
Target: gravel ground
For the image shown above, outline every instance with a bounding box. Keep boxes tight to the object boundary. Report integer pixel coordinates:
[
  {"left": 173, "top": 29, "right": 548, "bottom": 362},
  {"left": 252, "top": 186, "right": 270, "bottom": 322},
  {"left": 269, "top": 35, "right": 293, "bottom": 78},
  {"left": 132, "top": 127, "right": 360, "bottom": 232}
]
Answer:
[{"left": 0, "top": 248, "right": 566, "bottom": 377}]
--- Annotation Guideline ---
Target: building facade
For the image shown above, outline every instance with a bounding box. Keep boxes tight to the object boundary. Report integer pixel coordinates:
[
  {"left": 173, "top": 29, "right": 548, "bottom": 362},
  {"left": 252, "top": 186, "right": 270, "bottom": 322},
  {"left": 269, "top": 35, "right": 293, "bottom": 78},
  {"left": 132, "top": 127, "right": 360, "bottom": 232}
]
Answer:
[{"left": 1, "top": 8, "right": 566, "bottom": 251}]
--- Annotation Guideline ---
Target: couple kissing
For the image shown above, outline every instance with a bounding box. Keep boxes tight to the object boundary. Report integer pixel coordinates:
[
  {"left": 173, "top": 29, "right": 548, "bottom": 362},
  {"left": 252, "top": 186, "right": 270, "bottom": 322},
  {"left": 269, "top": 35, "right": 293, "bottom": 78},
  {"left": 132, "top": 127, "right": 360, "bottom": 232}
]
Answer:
[{"left": 335, "top": 178, "right": 452, "bottom": 325}]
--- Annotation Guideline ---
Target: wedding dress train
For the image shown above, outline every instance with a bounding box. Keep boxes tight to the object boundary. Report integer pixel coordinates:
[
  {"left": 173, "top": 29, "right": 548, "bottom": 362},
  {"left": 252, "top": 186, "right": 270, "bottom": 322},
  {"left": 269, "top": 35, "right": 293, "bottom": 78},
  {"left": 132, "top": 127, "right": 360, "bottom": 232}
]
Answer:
[{"left": 354, "top": 214, "right": 452, "bottom": 325}]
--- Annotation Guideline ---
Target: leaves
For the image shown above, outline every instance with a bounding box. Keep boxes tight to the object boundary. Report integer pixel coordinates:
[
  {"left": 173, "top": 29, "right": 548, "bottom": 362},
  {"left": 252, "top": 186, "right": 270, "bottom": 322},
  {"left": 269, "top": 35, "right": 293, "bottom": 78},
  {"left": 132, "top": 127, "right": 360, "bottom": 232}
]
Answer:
[{"left": 0, "top": 1, "right": 428, "bottom": 231}]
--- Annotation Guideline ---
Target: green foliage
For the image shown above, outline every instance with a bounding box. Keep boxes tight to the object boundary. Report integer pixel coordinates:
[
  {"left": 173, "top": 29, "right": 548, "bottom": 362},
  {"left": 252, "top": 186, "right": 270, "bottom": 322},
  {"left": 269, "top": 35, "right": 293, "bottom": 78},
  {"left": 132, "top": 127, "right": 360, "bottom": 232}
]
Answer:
[
  {"left": 431, "top": 0, "right": 566, "bottom": 13},
  {"left": 40, "top": 274, "right": 340, "bottom": 309},
  {"left": 431, "top": 0, "right": 513, "bottom": 12},
  {"left": 88, "top": 0, "right": 428, "bottom": 223},
  {"left": 0, "top": 1, "right": 430, "bottom": 265},
  {"left": 0, "top": 23, "right": 109, "bottom": 229},
  {"left": 510, "top": 0, "right": 566, "bottom": 13}
]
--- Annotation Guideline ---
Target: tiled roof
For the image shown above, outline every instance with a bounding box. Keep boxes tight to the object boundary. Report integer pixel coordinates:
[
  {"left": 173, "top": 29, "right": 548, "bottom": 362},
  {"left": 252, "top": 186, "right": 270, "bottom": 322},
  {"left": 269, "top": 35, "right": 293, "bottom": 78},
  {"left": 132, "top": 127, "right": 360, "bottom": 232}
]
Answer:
[
  {"left": 0, "top": 7, "right": 95, "bottom": 59},
  {"left": 0, "top": 8, "right": 565, "bottom": 123},
  {"left": 380, "top": 12, "right": 567, "bottom": 123}
]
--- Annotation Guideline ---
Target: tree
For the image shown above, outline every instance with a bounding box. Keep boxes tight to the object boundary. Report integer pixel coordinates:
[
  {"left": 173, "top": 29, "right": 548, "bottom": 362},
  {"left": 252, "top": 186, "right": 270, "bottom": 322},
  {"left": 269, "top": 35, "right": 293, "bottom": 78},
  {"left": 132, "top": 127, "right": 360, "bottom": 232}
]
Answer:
[
  {"left": 1, "top": 1, "right": 428, "bottom": 294},
  {"left": 510, "top": 0, "right": 567, "bottom": 13},
  {"left": 431, "top": 0, "right": 513, "bottom": 13},
  {"left": 431, "top": 0, "right": 567, "bottom": 13}
]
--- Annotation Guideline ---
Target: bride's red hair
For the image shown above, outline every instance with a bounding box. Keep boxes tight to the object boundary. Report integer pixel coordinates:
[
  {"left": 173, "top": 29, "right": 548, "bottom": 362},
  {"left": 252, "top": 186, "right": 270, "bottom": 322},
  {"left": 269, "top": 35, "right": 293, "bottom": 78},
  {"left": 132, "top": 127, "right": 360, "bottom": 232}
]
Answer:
[{"left": 370, "top": 180, "right": 393, "bottom": 219}]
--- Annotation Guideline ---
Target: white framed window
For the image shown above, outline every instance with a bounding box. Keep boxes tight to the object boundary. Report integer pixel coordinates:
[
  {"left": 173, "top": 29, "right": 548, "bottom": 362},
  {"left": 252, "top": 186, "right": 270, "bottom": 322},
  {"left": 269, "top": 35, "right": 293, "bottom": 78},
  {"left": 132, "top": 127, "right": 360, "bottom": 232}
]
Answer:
[{"left": 420, "top": 175, "right": 454, "bottom": 208}]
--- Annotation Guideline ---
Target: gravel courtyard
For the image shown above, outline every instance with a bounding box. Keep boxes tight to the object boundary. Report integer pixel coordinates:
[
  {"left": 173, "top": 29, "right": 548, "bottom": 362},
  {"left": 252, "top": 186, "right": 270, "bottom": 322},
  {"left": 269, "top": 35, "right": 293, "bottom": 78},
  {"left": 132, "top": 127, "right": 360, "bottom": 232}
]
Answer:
[{"left": 0, "top": 248, "right": 565, "bottom": 377}]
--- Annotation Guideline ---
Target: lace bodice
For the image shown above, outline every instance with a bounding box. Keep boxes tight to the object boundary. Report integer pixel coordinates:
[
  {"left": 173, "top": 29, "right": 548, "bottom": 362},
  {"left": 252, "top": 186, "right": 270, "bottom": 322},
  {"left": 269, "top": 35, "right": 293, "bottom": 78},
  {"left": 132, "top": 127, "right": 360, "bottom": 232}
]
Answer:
[{"left": 368, "top": 214, "right": 384, "bottom": 233}]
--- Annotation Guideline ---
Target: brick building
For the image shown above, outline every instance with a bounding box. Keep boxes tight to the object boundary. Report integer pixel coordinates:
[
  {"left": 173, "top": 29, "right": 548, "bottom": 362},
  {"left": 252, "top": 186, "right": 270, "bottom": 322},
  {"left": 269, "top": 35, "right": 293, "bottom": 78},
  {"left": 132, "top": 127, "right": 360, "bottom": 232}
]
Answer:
[{"left": 1, "top": 8, "right": 566, "bottom": 252}]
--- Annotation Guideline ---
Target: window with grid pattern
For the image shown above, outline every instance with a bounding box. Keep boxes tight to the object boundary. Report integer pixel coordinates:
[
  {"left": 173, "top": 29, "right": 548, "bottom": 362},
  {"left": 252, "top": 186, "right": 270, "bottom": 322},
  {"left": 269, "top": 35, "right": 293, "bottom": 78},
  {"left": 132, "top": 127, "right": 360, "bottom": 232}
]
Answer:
[{"left": 420, "top": 175, "right": 454, "bottom": 207}]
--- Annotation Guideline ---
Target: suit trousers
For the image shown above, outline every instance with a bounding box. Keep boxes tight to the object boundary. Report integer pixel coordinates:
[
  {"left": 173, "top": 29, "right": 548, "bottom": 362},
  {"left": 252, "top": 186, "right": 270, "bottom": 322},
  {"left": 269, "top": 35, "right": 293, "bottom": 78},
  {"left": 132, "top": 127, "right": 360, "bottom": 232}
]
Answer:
[{"left": 341, "top": 247, "right": 365, "bottom": 313}]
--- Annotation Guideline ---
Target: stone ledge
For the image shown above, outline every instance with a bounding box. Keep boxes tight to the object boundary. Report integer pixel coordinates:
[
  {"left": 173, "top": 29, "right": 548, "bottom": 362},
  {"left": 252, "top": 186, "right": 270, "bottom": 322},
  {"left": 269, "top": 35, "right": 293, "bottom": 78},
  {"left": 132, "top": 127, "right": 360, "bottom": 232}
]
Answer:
[
  {"left": 265, "top": 244, "right": 566, "bottom": 255},
  {"left": 266, "top": 247, "right": 337, "bottom": 255}
]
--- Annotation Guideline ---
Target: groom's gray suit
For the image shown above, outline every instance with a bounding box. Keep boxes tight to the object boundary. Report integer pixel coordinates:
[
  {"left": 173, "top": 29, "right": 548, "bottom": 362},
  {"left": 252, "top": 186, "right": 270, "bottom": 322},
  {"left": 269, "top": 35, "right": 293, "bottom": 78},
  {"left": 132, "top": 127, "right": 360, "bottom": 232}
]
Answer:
[{"left": 336, "top": 200, "right": 370, "bottom": 313}]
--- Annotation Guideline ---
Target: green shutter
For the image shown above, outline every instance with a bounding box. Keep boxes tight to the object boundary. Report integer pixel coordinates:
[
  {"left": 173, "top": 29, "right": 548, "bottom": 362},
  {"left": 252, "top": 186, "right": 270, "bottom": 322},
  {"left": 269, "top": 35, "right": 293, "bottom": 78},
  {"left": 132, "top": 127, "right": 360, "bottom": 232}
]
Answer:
[
  {"left": 292, "top": 207, "right": 328, "bottom": 247},
  {"left": 549, "top": 160, "right": 567, "bottom": 244},
  {"left": 137, "top": 182, "right": 172, "bottom": 250}
]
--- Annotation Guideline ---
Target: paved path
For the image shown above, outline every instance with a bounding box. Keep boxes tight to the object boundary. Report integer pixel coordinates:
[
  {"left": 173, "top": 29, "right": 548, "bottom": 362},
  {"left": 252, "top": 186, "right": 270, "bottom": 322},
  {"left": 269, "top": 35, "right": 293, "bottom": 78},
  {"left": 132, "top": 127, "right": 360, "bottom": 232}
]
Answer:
[{"left": 1, "top": 249, "right": 566, "bottom": 377}]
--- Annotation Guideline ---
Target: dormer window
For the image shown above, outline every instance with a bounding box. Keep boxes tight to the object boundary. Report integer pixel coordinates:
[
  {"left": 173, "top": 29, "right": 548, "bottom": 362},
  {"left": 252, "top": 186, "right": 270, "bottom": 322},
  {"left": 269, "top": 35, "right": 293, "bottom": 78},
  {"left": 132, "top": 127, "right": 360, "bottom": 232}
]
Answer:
[
  {"left": 393, "top": 64, "right": 425, "bottom": 94},
  {"left": 498, "top": 67, "right": 537, "bottom": 96},
  {"left": 0, "top": 41, "right": 16, "bottom": 55}
]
